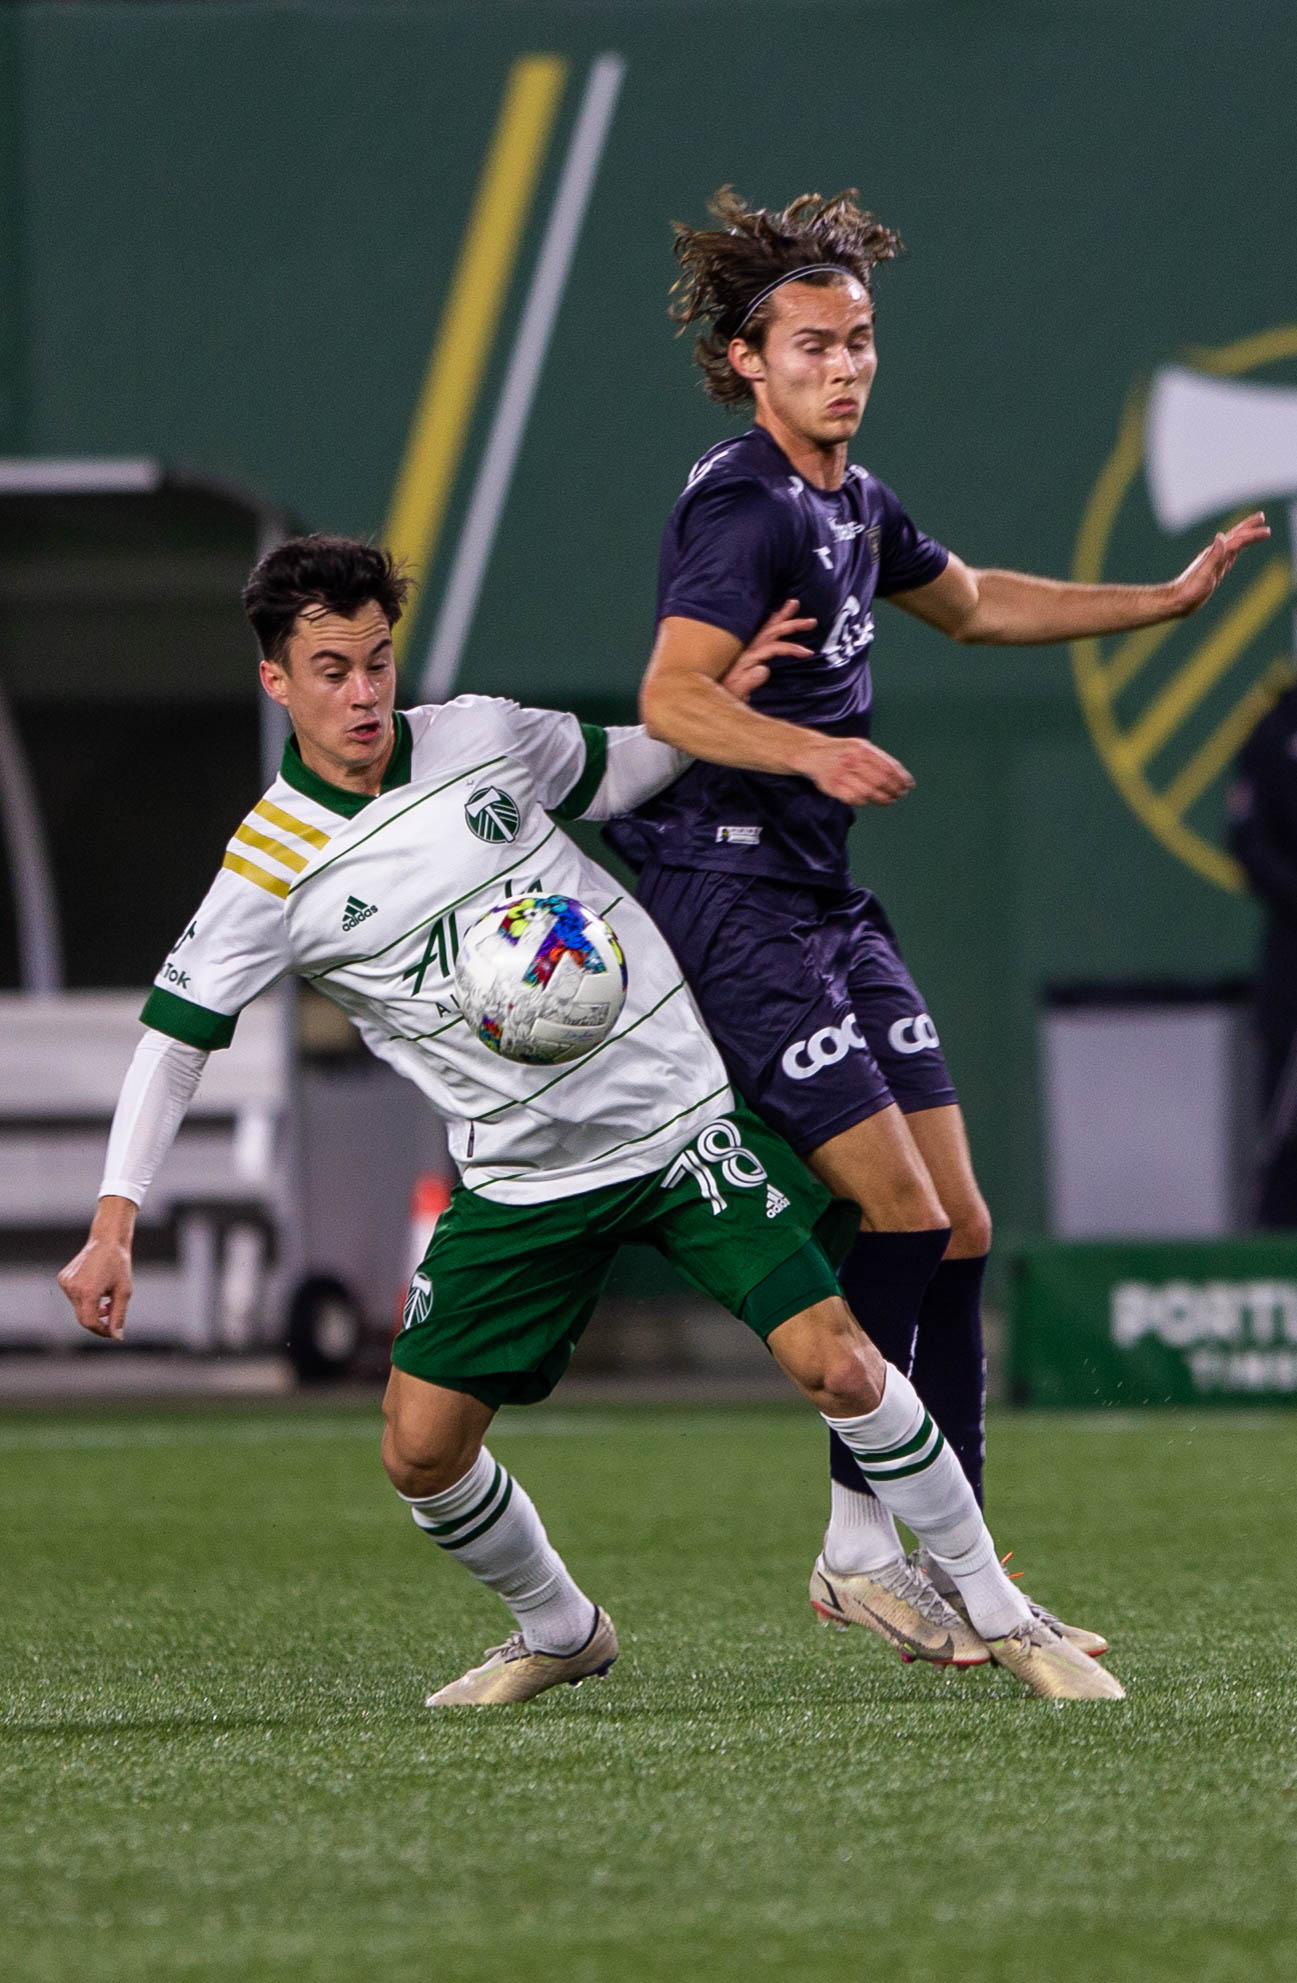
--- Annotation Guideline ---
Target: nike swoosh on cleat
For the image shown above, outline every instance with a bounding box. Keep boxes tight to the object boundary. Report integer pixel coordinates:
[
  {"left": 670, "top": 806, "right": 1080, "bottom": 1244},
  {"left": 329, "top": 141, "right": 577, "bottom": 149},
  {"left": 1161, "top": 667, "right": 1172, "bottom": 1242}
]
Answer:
[
  {"left": 851, "top": 1604, "right": 954, "bottom": 1660},
  {"left": 813, "top": 1575, "right": 955, "bottom": 1662},
  {"left": 817, "top": 1574, "right": 847, "bottom": 1616}
]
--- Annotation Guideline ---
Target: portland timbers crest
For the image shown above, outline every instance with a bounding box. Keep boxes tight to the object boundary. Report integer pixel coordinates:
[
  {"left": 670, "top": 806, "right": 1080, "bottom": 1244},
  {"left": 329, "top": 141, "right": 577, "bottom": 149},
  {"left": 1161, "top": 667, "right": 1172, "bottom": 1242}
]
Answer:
[
  {"left": 465, "top": 785, "right": 521, "bottom": 843},
  {"left": 402, "top": 1272, "right": 432, "bottom": 1332}
]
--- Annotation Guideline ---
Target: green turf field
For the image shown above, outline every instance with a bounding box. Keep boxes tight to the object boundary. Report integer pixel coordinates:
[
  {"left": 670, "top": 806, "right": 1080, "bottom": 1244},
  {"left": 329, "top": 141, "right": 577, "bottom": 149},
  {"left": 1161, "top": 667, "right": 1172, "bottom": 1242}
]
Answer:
[{"left": 2, "top": 1400, "right": 1295, "bottom": 1983}]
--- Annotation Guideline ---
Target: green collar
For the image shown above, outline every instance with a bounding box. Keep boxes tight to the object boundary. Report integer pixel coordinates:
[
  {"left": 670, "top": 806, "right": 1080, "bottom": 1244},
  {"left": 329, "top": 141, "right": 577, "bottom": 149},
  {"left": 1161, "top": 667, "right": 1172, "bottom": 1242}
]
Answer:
[{"left": 279, "top": 711, "right": 413, "bottom": 818}]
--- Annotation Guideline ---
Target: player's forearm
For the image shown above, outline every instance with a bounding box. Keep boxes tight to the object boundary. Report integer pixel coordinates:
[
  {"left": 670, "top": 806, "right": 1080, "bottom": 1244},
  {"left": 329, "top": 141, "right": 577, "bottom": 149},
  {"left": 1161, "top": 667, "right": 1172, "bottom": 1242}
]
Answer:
[
  {"left": 98, "top": 1030, "right": 209, "bottom": 1208},
  {"left": 581, "top": 727, "right": 692, "bottom": 818},
  {"left": 89, "top": 1194, "right": 139, "bottom": 1244},
  {"left": 958, "top": 569, "right": 1179, "bottom": 645},
  {"left": 640, "top": 670, "right": 820, "bottom": 778}
]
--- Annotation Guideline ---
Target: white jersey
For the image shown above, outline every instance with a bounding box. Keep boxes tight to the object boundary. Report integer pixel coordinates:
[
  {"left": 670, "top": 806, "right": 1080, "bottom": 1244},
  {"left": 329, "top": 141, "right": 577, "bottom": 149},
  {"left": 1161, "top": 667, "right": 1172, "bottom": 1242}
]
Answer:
[{"left": 143, "top": 699, "right": 732, "bottom": 1205}]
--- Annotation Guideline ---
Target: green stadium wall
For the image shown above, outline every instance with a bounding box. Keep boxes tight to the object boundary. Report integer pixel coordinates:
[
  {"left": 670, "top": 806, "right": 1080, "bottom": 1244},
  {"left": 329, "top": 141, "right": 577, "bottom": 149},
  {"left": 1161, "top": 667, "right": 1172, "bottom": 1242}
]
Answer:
[{"left": 4, "top": 0, "right": 1296, "bottom": 1238}]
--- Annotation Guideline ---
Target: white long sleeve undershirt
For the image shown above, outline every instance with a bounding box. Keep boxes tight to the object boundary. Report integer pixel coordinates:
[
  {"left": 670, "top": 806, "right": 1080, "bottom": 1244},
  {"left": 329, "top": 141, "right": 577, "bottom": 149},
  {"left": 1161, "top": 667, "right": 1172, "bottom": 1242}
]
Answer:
[
  {"left": 581, "top": 726, "right": 689, "bottom": 820},
  {"left": 98, "top": 1030, "right": 209, "bottom": 1207}
]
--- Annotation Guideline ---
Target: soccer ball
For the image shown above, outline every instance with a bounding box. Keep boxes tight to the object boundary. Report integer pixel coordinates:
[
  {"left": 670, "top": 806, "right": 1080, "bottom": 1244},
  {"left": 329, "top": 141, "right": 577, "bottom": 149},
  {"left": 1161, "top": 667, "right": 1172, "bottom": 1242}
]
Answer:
[{"left": 455, "top": 893, "right": 628, "bottom": 1065}]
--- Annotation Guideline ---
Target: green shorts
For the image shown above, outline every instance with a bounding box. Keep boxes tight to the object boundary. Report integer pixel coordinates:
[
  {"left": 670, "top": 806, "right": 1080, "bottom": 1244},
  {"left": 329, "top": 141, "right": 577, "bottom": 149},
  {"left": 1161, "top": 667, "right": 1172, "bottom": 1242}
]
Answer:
[{"left": 390, "top": 1099, "right": 857, "bottom": 1408}]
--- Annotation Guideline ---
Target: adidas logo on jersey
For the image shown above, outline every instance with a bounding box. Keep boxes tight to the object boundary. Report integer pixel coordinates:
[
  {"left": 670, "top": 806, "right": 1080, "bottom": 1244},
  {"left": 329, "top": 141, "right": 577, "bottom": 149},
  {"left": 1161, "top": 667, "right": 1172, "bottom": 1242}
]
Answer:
[
  {"left": 342, "top": 895, "right": 378, "bottom": 931},
  {"left": 766, "top": 1184, "right": 790, "bottom": 1219}
]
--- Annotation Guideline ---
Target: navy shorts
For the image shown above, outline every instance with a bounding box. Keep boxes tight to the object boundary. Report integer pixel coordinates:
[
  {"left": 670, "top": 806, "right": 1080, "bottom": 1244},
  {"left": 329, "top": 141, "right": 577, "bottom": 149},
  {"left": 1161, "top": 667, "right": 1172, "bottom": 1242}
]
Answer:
[{"left": 635, "top": 867, "right": 959, "bottom": 1158}]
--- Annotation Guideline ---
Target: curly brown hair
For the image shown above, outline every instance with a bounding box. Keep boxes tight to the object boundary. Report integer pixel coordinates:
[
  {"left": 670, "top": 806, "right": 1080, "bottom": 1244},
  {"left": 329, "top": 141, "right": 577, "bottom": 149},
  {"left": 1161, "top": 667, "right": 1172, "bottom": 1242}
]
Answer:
[{"left": 669, "top": 187, "right": 902, "bottom": 407}]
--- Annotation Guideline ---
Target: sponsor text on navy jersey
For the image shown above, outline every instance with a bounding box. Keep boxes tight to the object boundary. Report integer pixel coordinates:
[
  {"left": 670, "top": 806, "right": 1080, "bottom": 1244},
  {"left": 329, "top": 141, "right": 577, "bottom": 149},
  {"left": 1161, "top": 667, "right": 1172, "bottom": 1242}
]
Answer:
[{"left": 606, "top": 426, "right": 948, "bottom": 884}]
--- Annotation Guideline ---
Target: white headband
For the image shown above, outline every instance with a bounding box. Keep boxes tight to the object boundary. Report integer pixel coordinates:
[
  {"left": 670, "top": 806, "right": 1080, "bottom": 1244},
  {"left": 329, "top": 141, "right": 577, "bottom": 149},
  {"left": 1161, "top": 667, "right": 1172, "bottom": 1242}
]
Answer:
[{"left": 732, "top": 264, "right": 859, "bottom": 334}]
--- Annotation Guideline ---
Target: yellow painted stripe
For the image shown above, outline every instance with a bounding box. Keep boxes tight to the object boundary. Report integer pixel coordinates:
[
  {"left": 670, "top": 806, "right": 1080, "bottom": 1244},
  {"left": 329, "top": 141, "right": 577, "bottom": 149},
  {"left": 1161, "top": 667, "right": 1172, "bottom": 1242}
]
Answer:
[
  {"left": 1114, "top": 558, "right": 1292, "bottom": 773},
  {"left": 1182, "top": 325, "right": 1297, "bottom": 375},
  {"left": 1100, "top": 506, "right": 1258, "bottom": 701},
  {"left": 1101, "top": 618, "right": 1176, "bottom": 699},
  {"left": 383, "top": 54, "right": 567, "bottom": 662},
  {"left": 254, "top": 798, "right": 329, "bottom": 849},
  {"left": 222, "top": 852, "right": 291, "bottom": 899},
  {"left": 1161, "top": 659, "right": 1295, "bottom": 822},
  {"left": 233, "top": 821, "right": 309, "bottom": 872},
  {"left": 1072, "top": 387, "right": 1144, "bottom": 586}
]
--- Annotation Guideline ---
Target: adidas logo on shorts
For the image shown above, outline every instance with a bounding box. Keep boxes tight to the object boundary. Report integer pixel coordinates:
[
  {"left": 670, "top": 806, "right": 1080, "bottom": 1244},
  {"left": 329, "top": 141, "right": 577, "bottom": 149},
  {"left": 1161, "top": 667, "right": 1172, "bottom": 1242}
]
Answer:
[
  {"left": 766, "top": 1184, "right": 790, "bottom": 1219},
  {"left": 342, "top": 895, "right": 378, "bottom": 931}
]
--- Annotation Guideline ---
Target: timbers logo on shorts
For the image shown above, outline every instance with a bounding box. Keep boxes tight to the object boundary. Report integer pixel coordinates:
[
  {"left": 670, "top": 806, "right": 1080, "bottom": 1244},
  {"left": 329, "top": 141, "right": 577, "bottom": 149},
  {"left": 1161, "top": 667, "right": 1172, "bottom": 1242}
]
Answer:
[{"left": 402, "top": 1272, "right": 433, "bottom": 1331}]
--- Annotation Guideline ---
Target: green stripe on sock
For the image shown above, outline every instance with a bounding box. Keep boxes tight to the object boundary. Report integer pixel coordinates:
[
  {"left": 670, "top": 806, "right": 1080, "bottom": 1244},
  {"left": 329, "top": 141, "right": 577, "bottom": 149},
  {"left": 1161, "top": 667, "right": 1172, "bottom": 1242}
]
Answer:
[
  {"left": 416, "top": 1462, "right": 504, "bottom": 1538},
  {"left": 439, "top": 1474, "right": 515, "bottom": 1550},
  {"left": 851, "top": 1411, "right": 935, "bottom": 1467},
  {"left": 854, "top": 1429, "right": 947, "bottom": 1482}
]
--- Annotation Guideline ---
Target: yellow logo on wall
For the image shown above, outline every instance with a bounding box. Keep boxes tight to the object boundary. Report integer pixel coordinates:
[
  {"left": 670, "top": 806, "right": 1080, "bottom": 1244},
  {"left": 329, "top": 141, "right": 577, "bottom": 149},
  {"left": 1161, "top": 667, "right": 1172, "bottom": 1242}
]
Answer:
[{"left": 1072, "top": 329, "right": 1297, "bottom": 890}]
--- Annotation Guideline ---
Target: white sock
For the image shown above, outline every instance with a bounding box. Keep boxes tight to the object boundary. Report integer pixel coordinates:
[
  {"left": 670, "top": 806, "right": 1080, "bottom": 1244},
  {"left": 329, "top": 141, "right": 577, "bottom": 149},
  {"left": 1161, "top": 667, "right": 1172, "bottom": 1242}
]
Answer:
[
  {"left": 823, "top": 1364, "right": 1031, "bottom": 1639},
  {"left": 401, "top": 1447, "right": 596, "bottom": 1655},
  {"left": 925, "top": 1530, "right": 1029, "bottom": 1641},
  {"left": 823, "top": 1479, "right": 904, "bottom": 1574}
]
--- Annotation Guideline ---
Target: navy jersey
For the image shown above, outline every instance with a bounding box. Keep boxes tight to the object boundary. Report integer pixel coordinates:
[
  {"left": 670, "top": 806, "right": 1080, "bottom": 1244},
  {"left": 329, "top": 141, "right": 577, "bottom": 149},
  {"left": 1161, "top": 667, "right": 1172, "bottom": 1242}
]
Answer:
[{"left": 606, "top": 426, "right": 948, "bottom": 883}]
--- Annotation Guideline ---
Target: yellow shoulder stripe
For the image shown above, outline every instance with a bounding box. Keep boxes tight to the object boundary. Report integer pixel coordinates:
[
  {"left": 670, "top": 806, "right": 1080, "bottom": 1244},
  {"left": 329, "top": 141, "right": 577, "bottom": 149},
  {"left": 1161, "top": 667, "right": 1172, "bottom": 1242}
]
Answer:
[
  {"left": 254, "top": 797, "right": 330, "bottom": 849},
  {"left": 222, "top": 851, "right": 291, "bottom": 899},
  {"left": 233, "top": 821, "right": 308, "bottom": 872}
]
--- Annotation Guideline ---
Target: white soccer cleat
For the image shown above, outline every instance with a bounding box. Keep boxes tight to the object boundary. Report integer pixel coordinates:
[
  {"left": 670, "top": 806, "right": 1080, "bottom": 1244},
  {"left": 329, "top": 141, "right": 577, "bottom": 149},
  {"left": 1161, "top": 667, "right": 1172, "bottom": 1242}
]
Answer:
[
  {"left": 914, "top": 1548, "right": 1111, "bottom": 1658},
  {"left": 809, "top": 1553, "right": 991, "bottom": 1667},
  {"left": 985, "top": 1620, "right": 1126, "bottom": 1700},
  {"left": 1023, "top": 1598, "right": 1109, "bottom": 1658},
  {"left": 426, "top": 1607, "right": 619, "bottom": 1707}
]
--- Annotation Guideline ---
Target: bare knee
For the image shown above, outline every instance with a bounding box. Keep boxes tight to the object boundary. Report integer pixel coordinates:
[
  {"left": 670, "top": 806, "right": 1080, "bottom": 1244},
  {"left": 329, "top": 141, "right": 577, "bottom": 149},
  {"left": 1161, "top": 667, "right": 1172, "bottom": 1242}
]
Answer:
[
  {"left": 906, "top": 1108, "right": 991, "bottom": 1258},
  {"left": 380, "top": 1368, "right": 494, "bottom": 1500},
  {"left": 837, "top": 1138, "right": 948, "bottom": 1233},
  {"left": 856, "top": 1172, "right": 948, "bottom": 1234},
  {"left": 769, "top": 1301, "right": 886, "bottom": 1416},
  {"left": 380, "top": 1411, "right": 481, "bottom": 1500},
  {"left": 815, "top": 1341, "right": 885, "bottom": 1416},
  {"left": 945, "top": 1200, "right": 992, "bottom": 1260}
]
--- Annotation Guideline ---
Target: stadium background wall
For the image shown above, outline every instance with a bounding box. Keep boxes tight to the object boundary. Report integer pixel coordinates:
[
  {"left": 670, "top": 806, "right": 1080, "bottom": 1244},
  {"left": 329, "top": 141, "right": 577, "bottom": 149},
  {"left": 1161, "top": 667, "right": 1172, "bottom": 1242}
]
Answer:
[{"left": 2, "top": 0, "right": 1294, "bottom": 1240}]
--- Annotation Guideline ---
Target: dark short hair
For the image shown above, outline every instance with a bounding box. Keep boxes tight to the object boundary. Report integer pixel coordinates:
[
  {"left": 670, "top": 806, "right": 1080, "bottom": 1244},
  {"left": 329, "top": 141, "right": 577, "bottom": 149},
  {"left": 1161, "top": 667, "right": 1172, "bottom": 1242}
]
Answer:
[
  {"left": 242, "top": 535, "right": 412, "bottom": 661},
  {"left": 670, "top": 187, "right": 902, "bottom": 407}
]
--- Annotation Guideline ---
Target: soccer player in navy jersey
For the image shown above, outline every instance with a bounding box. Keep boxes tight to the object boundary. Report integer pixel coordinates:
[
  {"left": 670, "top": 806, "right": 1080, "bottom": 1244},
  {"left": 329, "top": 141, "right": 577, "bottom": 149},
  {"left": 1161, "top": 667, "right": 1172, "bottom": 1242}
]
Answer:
[{"left": 607, "top": 188, "right": 1269, "bottom": 1662}]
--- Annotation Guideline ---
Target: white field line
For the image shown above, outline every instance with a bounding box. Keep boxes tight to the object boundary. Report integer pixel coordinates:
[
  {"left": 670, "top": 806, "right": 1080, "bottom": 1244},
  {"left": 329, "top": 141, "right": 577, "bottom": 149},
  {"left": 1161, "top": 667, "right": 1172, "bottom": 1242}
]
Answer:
[
  {"left": 1017, "top": 1410, "right": 1291, "bottom": 1433},
  {"left": 0, "top": 1416, "right": 584, "bottom": 1453},
  {"left": 0, "top": 1410, "right": 784, "bottom": 1454},
  {"left": 1, "top": 1408, "right": 1284, "bottom": 1454},
  {"left": 420, "top": 51, "right": 626, "bottom": 701}
]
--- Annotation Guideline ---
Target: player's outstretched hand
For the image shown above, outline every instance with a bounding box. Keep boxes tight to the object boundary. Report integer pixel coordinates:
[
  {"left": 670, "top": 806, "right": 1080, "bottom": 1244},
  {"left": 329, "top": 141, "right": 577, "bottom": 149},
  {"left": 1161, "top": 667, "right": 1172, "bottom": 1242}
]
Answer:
[
  {"left": 1169, "top": 511, "right": 1270, "bottom": 616},
  {"left": 720, "top": 598, "right": 815, "bottom": 703},
  {"left": 58, "top": 1223, "right": 134, "bottom": 1341},
  {"left": 797, "top": 733, "right": 915, "bottom": 807}
]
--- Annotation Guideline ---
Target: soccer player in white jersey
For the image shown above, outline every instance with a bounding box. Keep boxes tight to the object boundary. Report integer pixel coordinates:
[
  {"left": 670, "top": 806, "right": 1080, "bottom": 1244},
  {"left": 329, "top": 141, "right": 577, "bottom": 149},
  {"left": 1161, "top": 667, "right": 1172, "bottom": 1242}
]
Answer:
[{"left": 59, "top": 535, "right": 1124, "bottom": 1704}]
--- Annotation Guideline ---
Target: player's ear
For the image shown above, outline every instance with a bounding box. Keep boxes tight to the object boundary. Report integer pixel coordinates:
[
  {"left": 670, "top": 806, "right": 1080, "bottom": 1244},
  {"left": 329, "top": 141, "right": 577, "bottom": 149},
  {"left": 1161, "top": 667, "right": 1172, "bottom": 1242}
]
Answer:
[
  {"left": 259, "top": 655, "right": 291, "bottom": 708},
  {"left": 728, "top": 336, "right": 765, "bottom": 384}
]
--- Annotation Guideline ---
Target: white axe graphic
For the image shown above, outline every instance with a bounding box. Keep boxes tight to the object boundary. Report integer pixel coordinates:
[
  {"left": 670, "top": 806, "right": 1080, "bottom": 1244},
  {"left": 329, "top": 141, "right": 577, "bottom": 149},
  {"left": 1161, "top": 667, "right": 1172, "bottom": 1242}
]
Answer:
[{"left": 1146, "top": 366, "right": 1297, "bottom": 645}]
